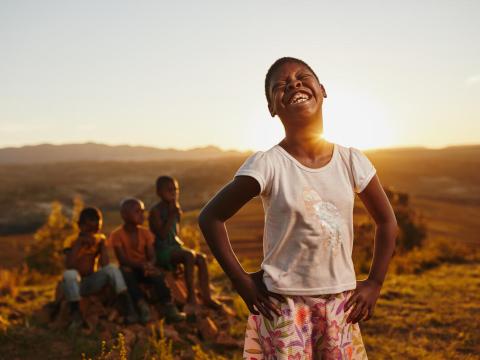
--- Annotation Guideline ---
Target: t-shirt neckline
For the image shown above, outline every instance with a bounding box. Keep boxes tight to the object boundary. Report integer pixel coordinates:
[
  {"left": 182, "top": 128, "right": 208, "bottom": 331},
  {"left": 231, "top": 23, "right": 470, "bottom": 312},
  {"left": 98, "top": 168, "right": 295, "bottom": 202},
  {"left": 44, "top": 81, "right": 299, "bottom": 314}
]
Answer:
[{"left": 273, "top": 143, "right": 338, "bottom": 172}]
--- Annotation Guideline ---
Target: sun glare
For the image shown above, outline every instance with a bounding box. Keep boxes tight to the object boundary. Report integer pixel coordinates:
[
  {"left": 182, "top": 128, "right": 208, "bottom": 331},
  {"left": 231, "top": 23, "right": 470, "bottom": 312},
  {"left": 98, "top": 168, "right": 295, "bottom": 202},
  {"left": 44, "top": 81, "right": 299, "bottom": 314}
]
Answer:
[
  {"left": 250, "top": 91, "right": 397, "bottom": 151},
  {"left": 323, "top": 91, "right": 397, "bottom": 150}
]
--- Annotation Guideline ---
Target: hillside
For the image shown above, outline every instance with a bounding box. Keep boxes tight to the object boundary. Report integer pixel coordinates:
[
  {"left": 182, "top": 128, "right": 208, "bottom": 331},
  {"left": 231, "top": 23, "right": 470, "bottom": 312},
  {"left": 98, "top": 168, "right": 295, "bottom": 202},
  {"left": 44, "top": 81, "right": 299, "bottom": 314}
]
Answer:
[
  {"left": 0, "top": 145, "right": 479, "bottom": 359},
  {"left": 0, "top": 144, "right": 479, "bottom": 245},
  {"left": 0, "top": 143, "right": 247, "bottom": 164},
  {"left": 1, "top": 261, "right": 478, "bottom": 359}
]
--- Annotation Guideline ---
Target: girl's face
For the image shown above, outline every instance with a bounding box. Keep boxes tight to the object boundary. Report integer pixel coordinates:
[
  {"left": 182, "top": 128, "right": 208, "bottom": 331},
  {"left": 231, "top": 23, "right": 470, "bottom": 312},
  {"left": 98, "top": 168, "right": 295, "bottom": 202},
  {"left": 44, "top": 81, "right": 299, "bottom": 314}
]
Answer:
[
  {"left": 158, "top": 180, "right": 179, "bottom": 203},
  {"left": 79, "top": 218, "right": 102, "bottom": 234},
  {"left": 267, "top": 62, "right": 326, "bottom": 125}
]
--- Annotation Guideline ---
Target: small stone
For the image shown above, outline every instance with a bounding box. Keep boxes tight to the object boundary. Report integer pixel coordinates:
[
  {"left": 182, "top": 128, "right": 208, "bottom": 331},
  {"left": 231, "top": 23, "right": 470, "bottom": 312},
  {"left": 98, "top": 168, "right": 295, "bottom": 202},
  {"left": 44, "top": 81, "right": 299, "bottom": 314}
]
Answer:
[
  {"left": 197, "top": 316, "right": 218, "bottom": 341},
  {"left": 84, "top": 313, "right": 99, "bottom": 331},
  {"left": 162, "top": 323, "right": 181, "bottom": 342},
  {"left": 165, "top": 273, "right": 188, "bottom": 304},
  {"left": 185, "top": 333, "right": 201, "bottom": 344},
  {"left": 107, "top": 309, "right": 119, "bottom": 322},
  {"left": 121, "top": 328, "right": 136, "bottom": 347},
  {"left": 32, "top": 306, "right": 51, "bottom": 325},
  {"left": 216, "top": 332, "right": 240, "bottom": 347},
  {"left": 221, "top": 304, "right": 237, "bottom": 317}
]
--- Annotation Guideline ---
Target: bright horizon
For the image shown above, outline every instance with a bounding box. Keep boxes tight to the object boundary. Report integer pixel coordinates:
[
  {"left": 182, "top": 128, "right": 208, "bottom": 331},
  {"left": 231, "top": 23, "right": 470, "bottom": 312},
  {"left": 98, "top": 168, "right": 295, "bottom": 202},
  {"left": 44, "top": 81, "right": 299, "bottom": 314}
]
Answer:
[
  {"left": 1, "top": 139, "right": 479, "bottom": 154},
  {"left": 1, "top": 1, "right": 479, "bottom": 152}
]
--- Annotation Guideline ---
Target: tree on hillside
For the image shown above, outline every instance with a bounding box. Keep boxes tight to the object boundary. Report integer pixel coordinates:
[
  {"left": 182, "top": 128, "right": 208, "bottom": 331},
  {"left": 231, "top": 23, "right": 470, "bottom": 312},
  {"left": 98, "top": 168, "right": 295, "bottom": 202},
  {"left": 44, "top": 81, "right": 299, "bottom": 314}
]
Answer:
[{"left": 26, "top": 196, "right": 83, "bottom": 274}]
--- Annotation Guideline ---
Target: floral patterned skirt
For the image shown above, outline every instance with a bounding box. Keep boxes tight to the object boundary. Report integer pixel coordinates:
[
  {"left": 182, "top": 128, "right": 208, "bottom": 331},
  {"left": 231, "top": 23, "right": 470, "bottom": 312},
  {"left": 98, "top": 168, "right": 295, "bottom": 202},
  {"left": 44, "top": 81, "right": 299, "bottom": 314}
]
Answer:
[{"left": 243, "top": 289, "right": 368, "bottom": 360}]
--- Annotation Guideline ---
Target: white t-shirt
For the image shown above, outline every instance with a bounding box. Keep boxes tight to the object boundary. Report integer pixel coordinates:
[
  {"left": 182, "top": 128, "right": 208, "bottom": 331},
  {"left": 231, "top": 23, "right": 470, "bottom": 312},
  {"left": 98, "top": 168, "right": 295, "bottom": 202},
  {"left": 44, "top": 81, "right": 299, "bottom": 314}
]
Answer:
[{"left": 234, "top": 143, "right": 376, "bottom": 295}]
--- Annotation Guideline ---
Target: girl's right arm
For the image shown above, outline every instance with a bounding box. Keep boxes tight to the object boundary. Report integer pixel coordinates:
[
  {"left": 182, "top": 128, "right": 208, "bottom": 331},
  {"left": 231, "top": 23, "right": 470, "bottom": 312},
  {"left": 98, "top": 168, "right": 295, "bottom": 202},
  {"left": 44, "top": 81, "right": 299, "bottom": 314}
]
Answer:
[{"left": 198, "top": 176, "right": 283, "bottom": 320}]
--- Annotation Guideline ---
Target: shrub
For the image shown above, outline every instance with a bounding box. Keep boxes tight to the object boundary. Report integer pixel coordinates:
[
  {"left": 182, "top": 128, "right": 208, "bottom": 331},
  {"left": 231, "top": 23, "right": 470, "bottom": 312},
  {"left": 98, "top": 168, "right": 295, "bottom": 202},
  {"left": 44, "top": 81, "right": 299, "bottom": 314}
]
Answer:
[
  {"left": 0, "top": 269, "right": 19, "bottom": 298},
  {"left": 25, "top": 197, "right": 83, "bottom": 274},
  {"left": 391, "top": 237, "right": 478, "bottom": 275}
]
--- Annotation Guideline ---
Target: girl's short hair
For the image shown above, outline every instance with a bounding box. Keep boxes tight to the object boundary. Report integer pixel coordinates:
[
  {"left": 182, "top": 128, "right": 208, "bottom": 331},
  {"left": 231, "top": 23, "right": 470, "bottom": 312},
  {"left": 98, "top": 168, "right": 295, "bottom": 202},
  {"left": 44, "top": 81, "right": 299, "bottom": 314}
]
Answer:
[
  {"left": 264, "top": 57, "right": 320, "bottom": 105},
  {"left": 78, "top": 207, "right": 102, "bottom": 225}
]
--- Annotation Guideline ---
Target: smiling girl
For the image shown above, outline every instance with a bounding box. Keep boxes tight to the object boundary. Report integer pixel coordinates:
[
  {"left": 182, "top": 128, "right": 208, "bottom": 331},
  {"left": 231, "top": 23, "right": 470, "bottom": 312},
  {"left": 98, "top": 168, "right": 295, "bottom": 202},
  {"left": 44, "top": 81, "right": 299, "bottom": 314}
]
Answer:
[{"left": 199, "top": 57, "right": 398, "bottom": 359}]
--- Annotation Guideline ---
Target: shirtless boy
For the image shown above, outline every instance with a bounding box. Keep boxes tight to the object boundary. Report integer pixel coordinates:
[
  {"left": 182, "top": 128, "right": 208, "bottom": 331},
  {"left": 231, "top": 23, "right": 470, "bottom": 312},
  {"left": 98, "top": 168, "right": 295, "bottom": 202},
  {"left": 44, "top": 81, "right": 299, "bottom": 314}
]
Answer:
[{"left": 63, "top": 207, "right": 136, "bottom": 329}]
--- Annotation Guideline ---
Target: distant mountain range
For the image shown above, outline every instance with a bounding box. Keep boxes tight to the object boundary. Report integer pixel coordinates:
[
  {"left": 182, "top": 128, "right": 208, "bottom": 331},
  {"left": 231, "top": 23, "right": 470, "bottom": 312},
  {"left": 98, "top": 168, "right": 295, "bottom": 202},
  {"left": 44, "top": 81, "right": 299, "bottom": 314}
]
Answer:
[
  {"left": 0, "top": 142, "right": 479, "bottom": 164},
  {"left": 0, "top": 143, "right": 249, "bottom": 164}
]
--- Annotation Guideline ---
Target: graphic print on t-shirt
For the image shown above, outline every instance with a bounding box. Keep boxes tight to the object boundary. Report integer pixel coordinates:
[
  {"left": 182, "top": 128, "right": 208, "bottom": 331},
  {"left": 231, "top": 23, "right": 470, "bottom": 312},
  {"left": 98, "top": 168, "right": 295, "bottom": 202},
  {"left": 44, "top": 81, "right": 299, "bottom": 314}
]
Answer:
[{"left": 302, "top": 187, "right": 344, "bottom": 257}]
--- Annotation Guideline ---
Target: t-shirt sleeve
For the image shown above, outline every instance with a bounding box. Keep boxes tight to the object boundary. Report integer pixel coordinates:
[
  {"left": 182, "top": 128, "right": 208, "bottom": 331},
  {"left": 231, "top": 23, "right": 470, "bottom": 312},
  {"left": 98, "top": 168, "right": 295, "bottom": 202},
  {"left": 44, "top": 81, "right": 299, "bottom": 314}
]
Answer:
[
  {"left": 350, "top": 147, "right": 376, "bottom": 193},
  {"left": 234, "top": 151, "right": 273, "bottom": 195}
]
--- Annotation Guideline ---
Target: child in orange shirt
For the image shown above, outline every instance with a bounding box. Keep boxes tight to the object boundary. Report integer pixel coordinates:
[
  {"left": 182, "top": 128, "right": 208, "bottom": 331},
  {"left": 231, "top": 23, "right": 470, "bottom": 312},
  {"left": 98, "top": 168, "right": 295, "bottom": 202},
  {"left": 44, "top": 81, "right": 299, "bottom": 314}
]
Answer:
[{"left": 110, "top": 198, "right": 186, "bottom": 324}]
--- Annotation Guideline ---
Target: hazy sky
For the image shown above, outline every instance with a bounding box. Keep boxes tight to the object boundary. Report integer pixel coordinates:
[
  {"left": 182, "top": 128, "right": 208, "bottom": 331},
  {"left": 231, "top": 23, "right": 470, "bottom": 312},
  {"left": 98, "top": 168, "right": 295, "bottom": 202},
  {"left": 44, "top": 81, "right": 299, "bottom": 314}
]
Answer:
[{"left": 1, "top": 0, "right": 479, "bottom": 151}]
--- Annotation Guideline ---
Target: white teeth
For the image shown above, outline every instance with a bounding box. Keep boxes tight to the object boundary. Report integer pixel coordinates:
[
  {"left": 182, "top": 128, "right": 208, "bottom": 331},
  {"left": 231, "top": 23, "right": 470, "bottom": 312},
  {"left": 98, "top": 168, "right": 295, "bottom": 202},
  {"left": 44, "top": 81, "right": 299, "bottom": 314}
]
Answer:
[{"left": 290, "top": 92, "right": 310, "bottom": 104}]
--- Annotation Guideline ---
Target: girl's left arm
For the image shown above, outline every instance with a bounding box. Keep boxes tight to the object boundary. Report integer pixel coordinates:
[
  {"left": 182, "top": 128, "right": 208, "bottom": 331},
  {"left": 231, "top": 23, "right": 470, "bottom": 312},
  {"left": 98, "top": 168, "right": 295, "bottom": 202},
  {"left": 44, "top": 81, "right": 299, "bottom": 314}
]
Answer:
[{"left": 345, "top": 174, "right": 398, "bottom": 323}]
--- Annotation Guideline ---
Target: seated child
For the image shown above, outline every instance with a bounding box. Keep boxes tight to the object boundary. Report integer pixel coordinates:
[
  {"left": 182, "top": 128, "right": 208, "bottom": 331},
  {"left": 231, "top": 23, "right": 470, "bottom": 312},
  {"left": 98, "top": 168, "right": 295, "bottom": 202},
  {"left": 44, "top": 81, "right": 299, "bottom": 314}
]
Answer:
[
  {"left": 149, "top": 176, "right": 222, "bottom": 314},
  {"left": 110, "top": 198, "right": 186, "bottom": 324},
  {"left": 63, "top": 207, "right": 137, "bottom": 330}
]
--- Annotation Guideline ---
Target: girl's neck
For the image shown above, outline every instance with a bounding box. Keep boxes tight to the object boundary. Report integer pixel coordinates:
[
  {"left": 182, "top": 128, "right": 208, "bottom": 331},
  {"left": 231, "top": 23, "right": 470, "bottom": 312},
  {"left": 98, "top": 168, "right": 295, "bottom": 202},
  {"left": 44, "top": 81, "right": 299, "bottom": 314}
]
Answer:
[
  {"left": 281, "top": 121, "right": 330, "bottom": 156},
  {"left": 279, "top": 113, "right": 324, "bottom": 154}
]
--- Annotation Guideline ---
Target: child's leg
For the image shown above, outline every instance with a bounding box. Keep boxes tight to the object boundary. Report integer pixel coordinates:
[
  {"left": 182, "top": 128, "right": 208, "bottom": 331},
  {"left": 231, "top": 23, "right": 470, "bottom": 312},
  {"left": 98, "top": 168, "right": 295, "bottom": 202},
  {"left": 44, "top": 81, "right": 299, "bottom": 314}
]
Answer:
[
  {"left": 312, "top": 290, "right": 368, "bottom": 360},
  {"left": 169, "top": 248, "right": 196, "bottom": 304},
  {"left": 80, "top": 266, "right": 136, "bottom": 323},
  {"left": 144, "top": 273, "right": 186, "bottom": 323},
  {"left": 62, "top": 270, "right": 81, "bottom": 302},
  {"left": 62, "top": 270, "right": 83, "bottom": 328},
  {"left": 243, "top": 295, "right": 314, "bottom": 360},
  {"left": 120, "top": 268, "right": 145, "bottom": 304},
  {"left": 195, "top": 252, "right": 208, "bottom": 297},
  {"left": 194, "top": 252, "right": 222, "bottom": 308},
  {"left": 79, "top": 264, "right": 127, "bottom": 297},
  {"left": 145, "top": 273, "right": 173, "bottom": 304},
  {"left": 98, "top": 264, "right": 128, "bottom": 295}
]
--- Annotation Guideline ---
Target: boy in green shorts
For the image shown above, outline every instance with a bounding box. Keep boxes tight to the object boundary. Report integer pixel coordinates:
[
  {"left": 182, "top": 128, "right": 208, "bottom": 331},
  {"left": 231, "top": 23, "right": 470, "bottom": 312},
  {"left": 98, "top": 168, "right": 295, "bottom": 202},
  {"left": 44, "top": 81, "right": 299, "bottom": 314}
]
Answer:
[{"left": 149, "top": 176, "right": 222, "bottom": 315}]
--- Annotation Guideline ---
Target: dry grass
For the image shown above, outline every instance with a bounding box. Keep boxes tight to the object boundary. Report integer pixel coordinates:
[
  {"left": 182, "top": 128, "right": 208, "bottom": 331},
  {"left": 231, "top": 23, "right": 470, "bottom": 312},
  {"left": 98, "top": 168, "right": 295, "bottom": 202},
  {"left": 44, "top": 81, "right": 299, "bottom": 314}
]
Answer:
[
  {"left": 362, "top": 262, "right": 480, "bottom": 359},
  {"left": 0, "top": 269, "right": 20, "bottom": 299},
  {"left": 391, "top": 236, "right": 480, "bottom": 275}
]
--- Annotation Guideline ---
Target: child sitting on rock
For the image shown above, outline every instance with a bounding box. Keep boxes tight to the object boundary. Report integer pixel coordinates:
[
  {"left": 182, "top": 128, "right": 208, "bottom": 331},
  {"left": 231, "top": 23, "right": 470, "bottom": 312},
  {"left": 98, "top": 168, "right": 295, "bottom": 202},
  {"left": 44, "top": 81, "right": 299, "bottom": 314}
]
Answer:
[
  {"left": 149, "top": 176, "right": 222, "bottom": 317},
  {"left": 63, "top": 207, "right": 137, "bottom": 330},
  {"left": 110, "top": 198, "right": 186, "bottom": 324}
]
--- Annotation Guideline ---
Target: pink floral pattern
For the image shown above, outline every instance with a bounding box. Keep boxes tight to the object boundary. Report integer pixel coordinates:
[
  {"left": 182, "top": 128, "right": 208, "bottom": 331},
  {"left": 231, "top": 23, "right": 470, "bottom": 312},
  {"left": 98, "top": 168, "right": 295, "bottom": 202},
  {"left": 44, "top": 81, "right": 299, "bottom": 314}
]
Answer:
[{"left": 243, "top": 290, "right": 368, "bottom": 360}]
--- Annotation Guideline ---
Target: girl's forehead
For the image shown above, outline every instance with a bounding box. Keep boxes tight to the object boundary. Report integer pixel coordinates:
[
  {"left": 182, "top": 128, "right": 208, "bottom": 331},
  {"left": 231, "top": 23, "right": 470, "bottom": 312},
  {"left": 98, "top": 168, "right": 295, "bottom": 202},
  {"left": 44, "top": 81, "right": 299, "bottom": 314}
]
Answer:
[{"left": 271, "top": 62, "right": 312, "bottom": 80}]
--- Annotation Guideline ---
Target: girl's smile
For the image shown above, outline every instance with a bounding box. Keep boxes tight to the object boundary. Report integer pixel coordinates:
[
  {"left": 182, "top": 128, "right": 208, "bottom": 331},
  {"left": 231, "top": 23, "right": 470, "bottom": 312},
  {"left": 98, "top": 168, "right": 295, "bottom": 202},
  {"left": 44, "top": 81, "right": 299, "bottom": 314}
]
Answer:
[{"left": 288, "top": 91, "right": 312, "bottom": 105}]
